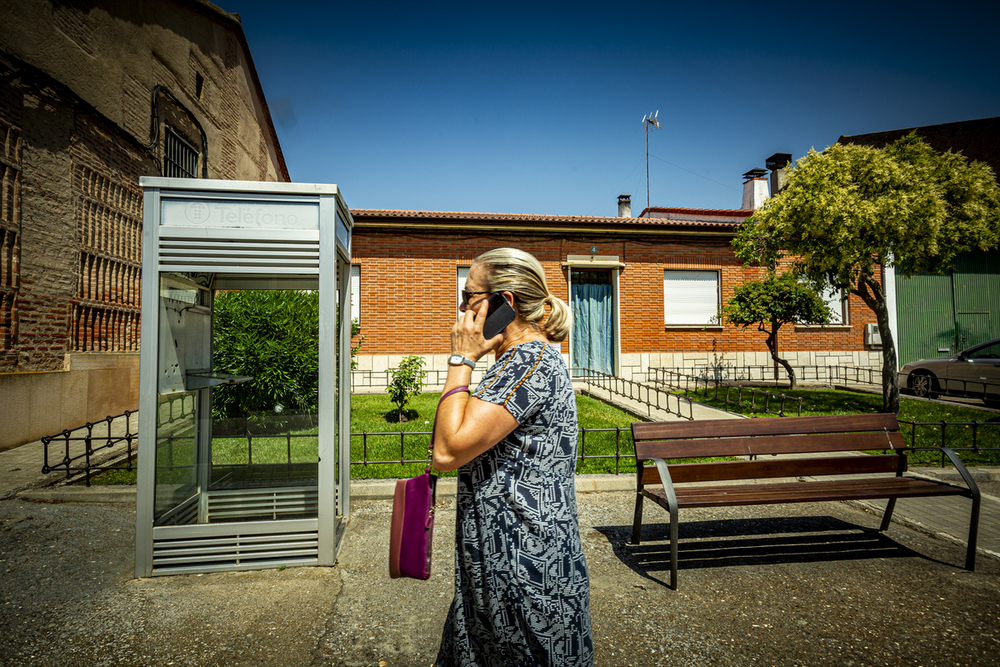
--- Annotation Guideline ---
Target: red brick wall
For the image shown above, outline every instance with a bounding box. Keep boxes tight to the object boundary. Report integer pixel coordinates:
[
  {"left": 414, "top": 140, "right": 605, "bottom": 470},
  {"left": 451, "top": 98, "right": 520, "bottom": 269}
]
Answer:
[{"left": 351, "top": 230, "right": 880, "bottom": 357}]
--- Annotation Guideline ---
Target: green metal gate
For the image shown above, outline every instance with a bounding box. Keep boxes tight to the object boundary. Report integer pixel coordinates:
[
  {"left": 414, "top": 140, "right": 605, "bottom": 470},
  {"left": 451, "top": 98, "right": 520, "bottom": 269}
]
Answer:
[{"left": 895, "top": 250, "right": 1000, "bottom": 365}]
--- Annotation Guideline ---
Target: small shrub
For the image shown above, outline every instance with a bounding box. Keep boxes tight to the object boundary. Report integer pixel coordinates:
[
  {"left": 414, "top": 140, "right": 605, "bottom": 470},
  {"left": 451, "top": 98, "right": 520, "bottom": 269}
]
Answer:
[
  {"left": 387, "top": 355, "right": 427, "bottom": 422},
  {"left": 351, "top": 318, "right": 364, "bottom": 370}
]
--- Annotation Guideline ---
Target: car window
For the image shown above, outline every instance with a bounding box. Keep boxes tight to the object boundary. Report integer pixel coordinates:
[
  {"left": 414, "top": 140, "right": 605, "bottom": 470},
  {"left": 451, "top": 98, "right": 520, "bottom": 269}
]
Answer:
[{"left": 967, "top": 341, "right": 1000, "bottom": 360}]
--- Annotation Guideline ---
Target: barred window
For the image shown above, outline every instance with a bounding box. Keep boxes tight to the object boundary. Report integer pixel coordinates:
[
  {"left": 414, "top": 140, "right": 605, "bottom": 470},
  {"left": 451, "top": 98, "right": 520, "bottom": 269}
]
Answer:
[
  {"left": 163, "top": 125, "right": 199, "bottom": 179},
  {"left": 1, "top": 119, "right": 22, "bottom": 352}
]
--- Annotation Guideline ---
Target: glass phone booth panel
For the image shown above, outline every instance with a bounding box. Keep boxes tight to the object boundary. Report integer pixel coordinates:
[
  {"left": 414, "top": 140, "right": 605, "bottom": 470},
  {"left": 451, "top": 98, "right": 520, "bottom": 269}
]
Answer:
[{"left": 135, "top": 179, "right": 353, "bottom": 577}]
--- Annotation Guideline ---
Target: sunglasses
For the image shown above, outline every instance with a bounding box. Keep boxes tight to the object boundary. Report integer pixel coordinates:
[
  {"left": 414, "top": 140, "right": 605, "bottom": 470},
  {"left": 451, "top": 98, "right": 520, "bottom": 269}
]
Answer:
[{"left": 461, "top": 290, "right": 491, "bottom": 305}]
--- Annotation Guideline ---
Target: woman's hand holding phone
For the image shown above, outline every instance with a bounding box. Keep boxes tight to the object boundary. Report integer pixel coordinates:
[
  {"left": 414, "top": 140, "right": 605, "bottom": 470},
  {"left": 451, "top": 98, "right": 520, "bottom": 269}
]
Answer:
[{"left": 451, "top": 294, "right": 512, "bottom": 363}]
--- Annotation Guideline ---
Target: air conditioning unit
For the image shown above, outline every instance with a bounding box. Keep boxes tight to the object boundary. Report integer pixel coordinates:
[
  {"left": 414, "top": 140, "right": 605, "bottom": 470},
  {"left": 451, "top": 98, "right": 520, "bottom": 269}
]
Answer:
[{"left": 864, "top": 323, "right": 882, "bottom": 346}]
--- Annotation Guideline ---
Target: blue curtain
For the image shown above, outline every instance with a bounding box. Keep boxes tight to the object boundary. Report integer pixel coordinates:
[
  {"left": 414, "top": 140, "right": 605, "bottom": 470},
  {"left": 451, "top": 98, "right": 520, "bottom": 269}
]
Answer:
[{"left": 571, "top": 276, "right": 613, "bottom": 375}]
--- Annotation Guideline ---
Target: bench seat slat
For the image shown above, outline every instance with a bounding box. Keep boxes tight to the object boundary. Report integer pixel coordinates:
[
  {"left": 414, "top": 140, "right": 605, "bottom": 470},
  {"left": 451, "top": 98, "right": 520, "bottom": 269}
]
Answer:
[
  {"left": 636, "top": 431, "right": 906, "bottom": 460},
  {"left": 632, "top": 413, "right": 900, "bottom": 441},
  {"left": 643, "top": 477, "right": 968, "bottom": 508},
  {"left": 662, "top": 454, "right": 902, "bottom": 483}
]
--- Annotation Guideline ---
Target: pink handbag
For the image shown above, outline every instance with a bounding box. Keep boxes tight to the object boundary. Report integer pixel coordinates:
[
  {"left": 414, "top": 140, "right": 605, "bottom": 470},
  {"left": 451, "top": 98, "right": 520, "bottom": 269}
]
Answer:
[{"left": 389, "top": 385, "right": 468, "bottom": 579}]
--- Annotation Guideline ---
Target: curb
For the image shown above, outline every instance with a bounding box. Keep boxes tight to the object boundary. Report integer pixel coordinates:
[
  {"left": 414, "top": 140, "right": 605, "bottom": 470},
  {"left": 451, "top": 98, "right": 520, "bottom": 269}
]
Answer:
[
  {"left": 18, "top": 486, "right": 139, "bottom": 503},
  {"left": 348, "top": 474, "right": 635, "bottom": 501},
  {"left": 15, "top": 474, "right": 637, "bottom": 503}
]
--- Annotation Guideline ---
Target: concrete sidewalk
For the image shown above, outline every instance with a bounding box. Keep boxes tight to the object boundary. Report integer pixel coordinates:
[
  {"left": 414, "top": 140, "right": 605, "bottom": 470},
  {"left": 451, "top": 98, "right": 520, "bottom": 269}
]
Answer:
[{"left": 3, "top": 487, "right": 1000, "bottom": 666}]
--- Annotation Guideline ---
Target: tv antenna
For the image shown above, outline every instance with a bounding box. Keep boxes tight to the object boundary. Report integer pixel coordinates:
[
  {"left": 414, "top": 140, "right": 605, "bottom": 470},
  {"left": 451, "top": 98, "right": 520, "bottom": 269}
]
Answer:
[{"left": 642, "top": 110, "right": 661, "bottom": 209}]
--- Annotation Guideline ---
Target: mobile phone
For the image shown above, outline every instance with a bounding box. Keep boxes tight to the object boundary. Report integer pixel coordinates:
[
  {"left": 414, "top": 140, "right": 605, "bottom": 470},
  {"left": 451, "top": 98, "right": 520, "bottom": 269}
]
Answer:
[{"left": 482, "top": 293, "right": 516, "bottom": 339}]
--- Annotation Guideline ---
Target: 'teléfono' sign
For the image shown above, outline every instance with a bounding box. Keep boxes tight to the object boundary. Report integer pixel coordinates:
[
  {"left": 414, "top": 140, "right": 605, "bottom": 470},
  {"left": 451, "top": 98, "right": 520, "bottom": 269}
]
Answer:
[{"left": 161, "top": 198, "right": 320, "bottom": 230}]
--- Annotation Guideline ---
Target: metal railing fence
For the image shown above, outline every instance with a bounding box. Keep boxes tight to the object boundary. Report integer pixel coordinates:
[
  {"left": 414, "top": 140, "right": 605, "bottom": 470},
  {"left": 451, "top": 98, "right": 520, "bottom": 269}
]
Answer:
[
  {"left": 649, "top": 368, "right": 804, "bottom": 416},
  {"left": 646, "top": 364, "right": 883, "bottom": 387},
  {"left": 40, "top": 363, "right": 1000, "bottom": 482},
  {"left": 40, "top": 413, "right": 1000, "bottom": 482},
  {"left": 351, "top": 368, "right": 489, "bottom": 390},
  {"left": 41, "top": 411, "right": 138, "bottom": 485},
  {"left": 571, "top": 367, "right": 695, "bottom": 420}
]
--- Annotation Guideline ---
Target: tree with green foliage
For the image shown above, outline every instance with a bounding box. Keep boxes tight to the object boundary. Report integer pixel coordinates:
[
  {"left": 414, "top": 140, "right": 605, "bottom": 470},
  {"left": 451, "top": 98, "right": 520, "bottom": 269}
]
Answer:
[
  {"left": 734, "top": 133, "right": 1000, "bottom": 413},
  {"left": 723, "top": 272, "right": 831, "bottom": 389},
  {"left": 212, "top": 290, "right": 320, "bottom": 424},
  {"left": 387, "top": 355, "right": 427, "bottom": 422}
]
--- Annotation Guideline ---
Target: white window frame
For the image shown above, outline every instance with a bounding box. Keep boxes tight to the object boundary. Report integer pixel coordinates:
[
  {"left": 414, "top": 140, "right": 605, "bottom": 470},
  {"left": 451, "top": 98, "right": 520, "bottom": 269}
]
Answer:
[
  {"left": 457, "top": 266, "right": 469, "bottom": 319},
  {"left": 821, "top": 285, "right": 848, "bottom": 325},
  {"left": 798, "top": 280, "right": 848, "bottom": 326},
  {"left": 663, "top": 270, "right": 720, "bottom": 327},
  {"left": 350, "top": 264, "right": 360, "bottom": 323}
]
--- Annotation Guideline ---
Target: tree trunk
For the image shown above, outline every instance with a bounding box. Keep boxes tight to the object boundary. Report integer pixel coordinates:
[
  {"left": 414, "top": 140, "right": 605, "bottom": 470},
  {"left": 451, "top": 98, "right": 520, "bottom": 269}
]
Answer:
[
  {"left": 761, "top": 322, "right": 797, "bottom": 390},
  {"left": 772, "top": 316, "right": 780, "bottom": 382},
  {"left": 775, "top": 354, "right": 797, "bottom": 390},
  {"left": 856, "top": 276, "right": 900, "bottom": 414}
]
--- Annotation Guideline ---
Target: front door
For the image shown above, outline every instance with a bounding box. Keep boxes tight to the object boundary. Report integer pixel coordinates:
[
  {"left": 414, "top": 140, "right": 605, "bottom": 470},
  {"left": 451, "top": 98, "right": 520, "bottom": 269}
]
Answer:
[{"left": 571, "top": 270, "right": 614, "bottom": 375}]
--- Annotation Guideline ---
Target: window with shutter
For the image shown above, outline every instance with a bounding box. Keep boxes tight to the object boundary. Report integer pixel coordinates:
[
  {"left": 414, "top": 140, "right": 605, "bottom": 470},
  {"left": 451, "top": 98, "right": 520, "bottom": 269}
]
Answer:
[{"left": 664, "top": 270, "right": 719, "bottom": 325}]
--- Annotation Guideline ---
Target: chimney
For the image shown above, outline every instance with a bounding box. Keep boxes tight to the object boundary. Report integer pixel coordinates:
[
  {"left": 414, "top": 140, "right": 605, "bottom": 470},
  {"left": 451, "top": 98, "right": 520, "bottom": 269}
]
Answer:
[
  {"left": 617, "top": 194, "right": 632, "bottom": 217},
  {"left": 741, "top": 168, "right": 769, "bottom": 210},
  {"left": 766, "top": 152, "right": 792, "bottom": 195}
]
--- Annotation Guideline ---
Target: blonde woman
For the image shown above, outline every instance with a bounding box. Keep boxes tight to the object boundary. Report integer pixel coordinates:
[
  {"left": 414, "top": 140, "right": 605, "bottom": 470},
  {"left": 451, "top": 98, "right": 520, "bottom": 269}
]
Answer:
[{"left": 433, "top": 248, "right": 593, "bottom": 667}]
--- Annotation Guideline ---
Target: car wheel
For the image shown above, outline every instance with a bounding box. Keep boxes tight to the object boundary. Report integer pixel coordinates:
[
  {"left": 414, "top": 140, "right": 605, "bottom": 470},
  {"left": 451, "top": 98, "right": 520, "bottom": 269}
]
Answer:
[{"left": 910, "top": 371, "right": 938, "bottom": 398}]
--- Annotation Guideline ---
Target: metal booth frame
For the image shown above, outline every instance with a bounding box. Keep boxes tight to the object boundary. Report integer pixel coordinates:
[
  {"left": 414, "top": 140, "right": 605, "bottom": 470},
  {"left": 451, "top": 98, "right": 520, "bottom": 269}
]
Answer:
[{"left": 135, "top": 178, "right": 353, "bottom": 577}]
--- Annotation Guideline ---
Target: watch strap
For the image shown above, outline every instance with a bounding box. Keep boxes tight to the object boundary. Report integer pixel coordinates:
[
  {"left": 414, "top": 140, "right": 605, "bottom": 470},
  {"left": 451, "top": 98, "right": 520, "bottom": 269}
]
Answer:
[{"left": 448, "top": 354, "right": 476, "bottom": 369}]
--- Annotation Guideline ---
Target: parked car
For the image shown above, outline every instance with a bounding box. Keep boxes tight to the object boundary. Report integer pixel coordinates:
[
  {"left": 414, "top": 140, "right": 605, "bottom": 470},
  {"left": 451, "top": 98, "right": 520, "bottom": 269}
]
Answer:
[{"left": 899, "top": 337, "right": 1000, "bottom": 405}]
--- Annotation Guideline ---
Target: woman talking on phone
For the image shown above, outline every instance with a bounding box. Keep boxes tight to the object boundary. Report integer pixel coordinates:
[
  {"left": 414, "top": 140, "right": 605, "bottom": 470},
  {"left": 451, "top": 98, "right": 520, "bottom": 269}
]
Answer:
[{"left": 432, "top": 248, "right": 593, "bottom": 667}]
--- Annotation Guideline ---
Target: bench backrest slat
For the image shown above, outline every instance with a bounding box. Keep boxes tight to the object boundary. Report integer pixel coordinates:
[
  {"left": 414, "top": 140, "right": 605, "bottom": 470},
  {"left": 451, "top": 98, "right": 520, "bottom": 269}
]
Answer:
[
  {"left": 635, "top": 430, "right": 906, "bottom": 461},
  {"left": 632, "top": 413, "right": 899, "bottom": 442},
  {"left": 663, "top": 454, "right": 902, "bottom": 483}
]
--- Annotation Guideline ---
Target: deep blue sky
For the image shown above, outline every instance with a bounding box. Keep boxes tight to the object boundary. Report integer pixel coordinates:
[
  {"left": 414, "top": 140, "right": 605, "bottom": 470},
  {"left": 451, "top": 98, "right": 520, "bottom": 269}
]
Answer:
[{"left": 230, "top": 1, "right": 1000, "bottom": 216}]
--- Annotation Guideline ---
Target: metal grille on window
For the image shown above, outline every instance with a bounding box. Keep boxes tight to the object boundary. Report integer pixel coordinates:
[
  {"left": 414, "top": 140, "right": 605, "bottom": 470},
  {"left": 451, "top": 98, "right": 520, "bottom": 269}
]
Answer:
[{"left": 163, "top": 126, "right": 199, "bottom": 179}]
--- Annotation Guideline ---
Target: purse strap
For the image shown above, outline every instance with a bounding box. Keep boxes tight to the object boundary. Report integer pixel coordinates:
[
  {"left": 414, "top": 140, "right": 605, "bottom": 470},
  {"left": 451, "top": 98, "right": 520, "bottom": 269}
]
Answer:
[{"left": 426, "top": 385, "right": 470, "bottom": 473}]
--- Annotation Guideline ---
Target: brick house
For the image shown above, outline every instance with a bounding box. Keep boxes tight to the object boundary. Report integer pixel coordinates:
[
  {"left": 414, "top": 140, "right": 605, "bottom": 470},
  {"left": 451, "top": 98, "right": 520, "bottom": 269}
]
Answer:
[
  {"left": 348, "top": 188, "right": 882, "bottom": 382},
  {"left": 0, "top": 0, "right": 288, "bottom": 448}
]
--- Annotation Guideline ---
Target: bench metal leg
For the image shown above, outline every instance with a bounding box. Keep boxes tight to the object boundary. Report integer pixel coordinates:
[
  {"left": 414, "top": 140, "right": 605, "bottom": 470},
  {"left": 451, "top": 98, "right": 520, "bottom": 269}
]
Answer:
[
  {"left": 669, "top": 504, "right": 679, "bottom": 590},
  {"left": 879, "top": 497, "right": 897, "bottom": 532},
  {"left": 966, "top": 492, "right": 981, "bottom": 572},
  {"left": 632, "top": 492, "right": 644, "bottom": 545}
]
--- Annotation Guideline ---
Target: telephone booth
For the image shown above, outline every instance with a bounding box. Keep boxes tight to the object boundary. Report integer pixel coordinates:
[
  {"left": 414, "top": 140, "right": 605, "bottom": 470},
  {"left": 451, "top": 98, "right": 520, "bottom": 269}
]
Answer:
[{"left": 135, "top": 178, "right": 353, "bottom": 576}]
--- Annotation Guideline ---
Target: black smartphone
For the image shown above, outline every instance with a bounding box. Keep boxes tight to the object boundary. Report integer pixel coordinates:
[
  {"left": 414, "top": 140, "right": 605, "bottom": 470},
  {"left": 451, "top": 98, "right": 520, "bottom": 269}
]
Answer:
[{"left": 482, "top": 292, "right": 517, "bottom": 339}]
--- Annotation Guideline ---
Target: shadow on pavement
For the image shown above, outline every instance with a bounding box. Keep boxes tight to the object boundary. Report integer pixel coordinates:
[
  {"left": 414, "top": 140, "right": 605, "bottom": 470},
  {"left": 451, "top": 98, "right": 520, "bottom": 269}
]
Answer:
[{"left": 596, "top": 515, "right": 949, "bottom": 588}]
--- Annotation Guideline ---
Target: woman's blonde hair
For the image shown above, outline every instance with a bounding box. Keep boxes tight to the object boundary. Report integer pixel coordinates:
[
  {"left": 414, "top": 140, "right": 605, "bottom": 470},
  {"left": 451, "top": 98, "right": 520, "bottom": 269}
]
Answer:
[{"left": 472, "top": 247, "right": 571, "bottom": 342}]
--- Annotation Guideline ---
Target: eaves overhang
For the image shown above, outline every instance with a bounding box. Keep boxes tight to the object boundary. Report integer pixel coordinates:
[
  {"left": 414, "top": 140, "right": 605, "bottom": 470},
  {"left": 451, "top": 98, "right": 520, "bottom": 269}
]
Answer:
[{"left": 350, "top": 209, "right": 746, "bottom": 238}]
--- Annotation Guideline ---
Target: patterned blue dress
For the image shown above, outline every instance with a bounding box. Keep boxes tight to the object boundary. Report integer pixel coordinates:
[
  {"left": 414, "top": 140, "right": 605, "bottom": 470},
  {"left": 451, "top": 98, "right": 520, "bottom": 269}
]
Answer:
[{"left": 437, "top": 340, "right": 593, "bottom": 667}]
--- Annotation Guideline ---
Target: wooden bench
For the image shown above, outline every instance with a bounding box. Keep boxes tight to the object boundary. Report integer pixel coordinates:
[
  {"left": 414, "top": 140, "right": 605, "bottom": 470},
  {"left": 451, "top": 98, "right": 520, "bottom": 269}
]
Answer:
[{"left": 631, "top": 413, "right": 982, "bottom": 589}]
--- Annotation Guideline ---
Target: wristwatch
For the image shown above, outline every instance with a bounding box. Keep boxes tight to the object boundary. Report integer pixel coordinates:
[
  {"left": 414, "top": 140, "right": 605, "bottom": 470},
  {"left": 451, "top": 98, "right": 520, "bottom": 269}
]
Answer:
[{"left": 447, "top": 354, "right": 476, "bottom": 369}]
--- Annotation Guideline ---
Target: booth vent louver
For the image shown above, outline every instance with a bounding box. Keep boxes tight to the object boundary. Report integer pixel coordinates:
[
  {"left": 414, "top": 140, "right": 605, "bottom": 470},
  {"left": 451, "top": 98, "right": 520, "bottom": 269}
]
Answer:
[
  {"left": 158, "top": 235, "right": 320, "bottom": 273},
  {"left": 152, "top": 528, "right": 320, "bottom": 574}
]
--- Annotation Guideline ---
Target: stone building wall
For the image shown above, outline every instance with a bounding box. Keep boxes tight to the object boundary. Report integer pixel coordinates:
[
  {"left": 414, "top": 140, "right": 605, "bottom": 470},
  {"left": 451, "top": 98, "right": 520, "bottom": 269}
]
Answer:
[{"left": 0, "top": 0, "right": 288, "bottom": 448}]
